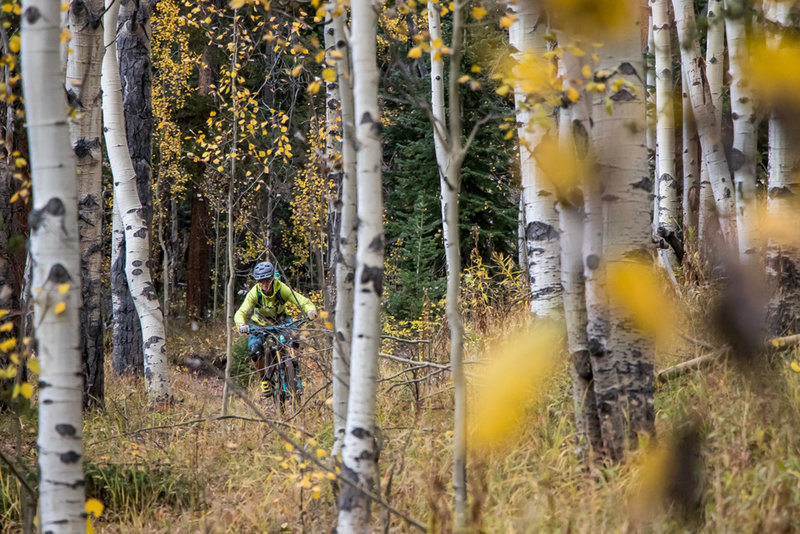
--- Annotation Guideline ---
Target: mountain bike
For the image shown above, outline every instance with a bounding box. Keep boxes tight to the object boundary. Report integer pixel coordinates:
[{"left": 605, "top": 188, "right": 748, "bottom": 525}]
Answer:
[{"left": 249, "top": 318, "right": 308, "bottom": 416}]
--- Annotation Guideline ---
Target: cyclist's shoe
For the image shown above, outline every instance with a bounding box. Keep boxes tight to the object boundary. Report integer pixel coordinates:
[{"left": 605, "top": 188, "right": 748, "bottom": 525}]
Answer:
[
  {"left": 295, "top": 377, "right": 304, "bottom": 396},
  {"left": 260, "top": 380, "right": 271, "bottom": 399}
]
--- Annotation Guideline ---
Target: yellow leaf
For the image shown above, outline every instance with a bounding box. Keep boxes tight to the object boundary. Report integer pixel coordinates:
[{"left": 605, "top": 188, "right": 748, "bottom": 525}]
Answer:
[
  {"left": 471, "top": 325, "right": 560, "bottom": 450},
  {"left": 499, "top": 13, "right": 516, "bottom": 29},
  {"left": 312, "top": 485, "right": 321, "bottom": 499},
  {"left": 58, "top": 283, "right": 70, "bottom": 294},
  {"left": 582, "top": 64, "right": 592, "bottom": 78},
  {"left": 230, "top": 0, "right": 246, "bottom": 8},
  {"left": 9, "top": 35, "right": 19, "bottom": 53},
  {"left": 606, "top": 260, "right": 674, "bottom": 339},
  {"left": 1, "top": 4, "right": 13, "bottom": 12},
  {"left": 14, "top": 157, "right": 26, "bottom": 168},
  {"left": 471, "top": 65, "right": 481, "bottom": 73},
  {"left": 0, "top": 338, "right": 16, "bottom": 352},
  {"left": 316, "top": 448, "right": 326, "bottom": 458},
  {"left": 471, "top": 6, "right": 487, "bottom": 19},
  {"left": 85, "top": 498, "right": 105, "bottom": 517},
  {"left": 324, "top": 321, "right": 333, "bottom": 329},
  {"left": 503, "top": 129, "right": 514, "bottom": 140},
  {"left": 458, "top": 74, "right": 470, "bottom": 84},
  {"left": 307, "top": 80, "right": 321, "bottom": 94},
  {"left": 27, "top": 357, "right": 41, "bottom": 375},
  {"left": 20, "top": 382, "right": 33, "bottom": 399},
  {"left": 322, "top": 68, "right": 336, "bottom": 82},
  {"left": 291, "top": 64, "right": 302, "bottom": 77},
  {"left": 12, "top": 383, "right": 20, "bottom": 399},
  {"left": 0, "top": 322, "right": 12, "bottom": 332},
  {"left": 432, "top": 38, "right": 443, "bottom": 49},
  {"left": 60, "top": 28, "right": 72, "bottom": 44},
  {"left": 315, "top": 50, "right": 325, "bottom": 63},
  {"left": 10, "top": 353, "right": 18, "bottom": 364},
  {"left": 54, "top": 302, "right": 66, "bottom": 316},
  {"left": 791, "top": 361, "right": 800, "bottom": 373},
  {"left": 9, "top": 192, "right": 18, "bottom": 203},
  {"left": 0, "top": 310, "right": 8, "bottom": 319},
  {"left": 86, "top": 518, "right": 95, "bottom": 534},
  {"left": 567, "top": 87, "right": 580, "bottom": 103},
  {"left": 407, "top": 46, "right": 422, "bottom": 59}
]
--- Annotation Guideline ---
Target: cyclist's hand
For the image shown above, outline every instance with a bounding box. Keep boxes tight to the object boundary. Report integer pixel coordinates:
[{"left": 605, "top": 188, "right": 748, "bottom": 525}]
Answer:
[
  {"left": 308, "top": 311, "right": 318, "bottom": 320},
  {"left": 238, "top": 325, "right": 250, "bottom": 334}
]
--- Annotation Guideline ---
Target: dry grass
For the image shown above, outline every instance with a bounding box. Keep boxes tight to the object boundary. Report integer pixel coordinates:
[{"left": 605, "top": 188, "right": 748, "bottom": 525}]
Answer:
[{"left": 3, "top": 308, "right": 800, "bottom": 533}]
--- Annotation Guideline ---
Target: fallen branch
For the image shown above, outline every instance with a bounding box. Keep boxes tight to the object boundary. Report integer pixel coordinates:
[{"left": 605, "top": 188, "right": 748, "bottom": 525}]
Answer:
[
  {"left": 380, "top": 352, "right": 448, "bottom": 369},
  {"left": 656, "top": 334, "right": 800, "bottom": 382}
]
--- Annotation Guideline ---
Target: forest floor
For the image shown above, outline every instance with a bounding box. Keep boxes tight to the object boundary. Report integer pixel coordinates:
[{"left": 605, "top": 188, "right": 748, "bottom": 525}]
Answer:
[{"left": 2, "top": 310, "right": 800, "bottom": 533}]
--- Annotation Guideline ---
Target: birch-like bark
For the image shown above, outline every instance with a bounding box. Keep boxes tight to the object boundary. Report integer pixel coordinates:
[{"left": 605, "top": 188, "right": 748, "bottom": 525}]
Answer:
[
  {"left": 681, "top": 69, "right": 700, "bottom": 244},
  {"left": 725, "top": 0, "right": 759, "bottom": 260},
  {"left": 103, "top": 0, "right": 171, "bottom": 404},
  {"left": 67, "top": 0, "right": 105, "bottom": 407},
  {"left": 764, "top": 2, "right": 800, "bottom": 334},
  {"left": 672, "top": 0, "right": 737, "bottom": 246},
  {"left": 651, "top": 0, "right": 680, "bottom": 254},
  {"left": 510, "top": 3, "right": 562, "bottom": 318},
  {"left": 557, "top": 48, "right": 602, "bottom": 455},
  {"left": 517, "top": 194, "right": 528, "bottom": 273},
  {"left": 331, "top": 1, "right": 356, "bottom": 459},
  {"left": 323, "top": 9, "right": 340, "bottom": 312},
  {"left": 337, "top": 0, "right": 384, "bottom": 529},
  {"left": 22, "top": 0, "right": 86, "bottom": 529},
  {"left": 428, "top": 1, "right": 467, "bottom": 526},
  {"left": 591, "top": 17, "right": 655, "bottom": 461},
  {"left": 222, "top": 11, "right": 239, "bottom": 415},
  {"left": 112, "top": 0, "right": 156, "bottom": 374}
]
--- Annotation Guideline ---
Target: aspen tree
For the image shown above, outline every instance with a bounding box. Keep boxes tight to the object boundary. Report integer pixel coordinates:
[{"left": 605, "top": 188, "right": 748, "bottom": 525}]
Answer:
[
  {"left": 510, "top": 3, "right": 562, "bottom": 319},
  {"left": 22, "top": 0, "right": 86, "bottom": 528},
  {"left": 66, "top": 0, "right": 105, "bottom": 406},
  {"left": 681, "top": 69, "right": 700, "bottom": 243},
  {"left": 590, "top": 11, "right": 655, "bottom": 460},
  {"left": 672, "top": 0, "right": 738, "bottom": 247},
  {"left": 337, "top": 0, "right": 384, "bottom": 528},
  {"left": 103, "top": 0, "right": 171, "bottom": 404},
  {"left": 763, "top": 1, "right": 800, "bottom": 333},
  {"left": 651, "top": 0, "right": 680, "bottom": 259},
  {"left": 427, "top": 0, "right": 468, "bottom": 526},
  {"left": 725, "top": 0, "right": 759, "bottom": 261},
  {"left": 329, "top": 0, "right": 356, "bottom": 459},
  {"left": 557, "top": 47, "right": 602, "bottom": 454}
]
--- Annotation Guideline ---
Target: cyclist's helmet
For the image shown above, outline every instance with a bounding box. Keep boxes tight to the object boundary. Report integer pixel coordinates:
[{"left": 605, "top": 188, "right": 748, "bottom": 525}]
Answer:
[{"left": 253, "top": 261, "right": 275, "bottom": 281}]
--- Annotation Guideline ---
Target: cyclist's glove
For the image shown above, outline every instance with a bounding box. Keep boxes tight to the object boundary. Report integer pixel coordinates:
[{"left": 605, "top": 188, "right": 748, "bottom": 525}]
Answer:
[{"left": 239, "top": 325, "right": 250, "bottom": 334}]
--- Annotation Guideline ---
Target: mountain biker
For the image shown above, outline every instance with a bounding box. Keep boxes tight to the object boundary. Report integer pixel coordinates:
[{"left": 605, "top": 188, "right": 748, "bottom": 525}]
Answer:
[{"left": 234, "top": 261, "right": 317, "bottom": 398}]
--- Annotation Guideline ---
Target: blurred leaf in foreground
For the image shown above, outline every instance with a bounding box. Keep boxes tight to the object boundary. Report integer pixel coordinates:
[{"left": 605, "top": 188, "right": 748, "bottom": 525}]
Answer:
[{"left": 470, "top": 324, "right": 561, "bottom": 451}]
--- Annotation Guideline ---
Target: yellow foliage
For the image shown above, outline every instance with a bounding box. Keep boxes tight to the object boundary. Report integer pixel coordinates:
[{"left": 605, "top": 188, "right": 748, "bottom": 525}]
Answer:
[
  {"left": 747, "top": 36, "right": 800, "bottom": 109},
  {"left": 0, "top": 338, "right": 16, "bottom": 352},
  {"left": 58, "top": 283, "right": 70, "bottom": 294},
  {"left": 471, "top": 6, "right": 487, "bottom": 20},
  {"left": 86, "top": 498, "right": 105, "bottom": 517},
  {"left": 407, "top": 46, "right": 423, "bottom": 59},
  {"left": 531, "top": 134, "right": 586, "bottom": 194},
  {"left": 543, "top": 0, "right": 638, "bottom": 39},
  {"left": 307, "top": 80, "right": 321, "bottom": 94},
  {"left": 54, "top": 302, "right": 66, "bottom": 316},
  {"left": 20, "top": 382, "right": 33, "bottom": 399},
  {"left": 322, "top": 68, "right": 336, "bottom": 82},
  {"left": 0, "top": 322, "right": 12, "bottom": 332},
  {"left": 470, "top": 324, "right": 561, "bottom": 451},
  {"left": 27, "top": 356, "right": 41, "bottom": 375},
  {"left": 606, "top": 259, "right": 674, "bottom": 340}
]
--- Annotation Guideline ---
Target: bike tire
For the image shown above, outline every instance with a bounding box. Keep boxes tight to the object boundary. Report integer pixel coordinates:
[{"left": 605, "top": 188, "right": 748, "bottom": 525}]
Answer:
[{"left": 284, "top": 357, "right": 300, "bottom": 415}]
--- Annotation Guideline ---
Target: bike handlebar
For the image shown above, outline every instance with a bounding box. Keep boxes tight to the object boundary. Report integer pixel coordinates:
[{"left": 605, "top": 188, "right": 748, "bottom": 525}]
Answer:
[{"left": 247, "top": 317, "right": 310, "bottom": 335}]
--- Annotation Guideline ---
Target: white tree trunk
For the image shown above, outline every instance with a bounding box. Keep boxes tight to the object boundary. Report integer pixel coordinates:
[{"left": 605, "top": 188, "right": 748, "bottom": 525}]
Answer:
[
  {"left": 672, "top": 0, "right": 737, "bottom": 247},
  {"left": 103, "top": 0, "right": 171, "bottom": 404},
  {"left": 764, "top": 2, "right": 800, "bottom": 333},
  {"left": 331, "top": 3, "right": 356, "bottom": 459},
  {"left": 222, "top": 11, "right": 239, "bottom": 415},
  {"left": 591, "top": 17, "right": 655, "bottom": 461},
  {"left": 67, "top": 0, "right": 105, "bottom": 407},
  {"left": 428, "top": 3, "right": 468, "bottom": 525},
  {"left": 517, "top": 194, "right": 528, "bottom": 273},
  {"left": 681, "top": 69, "right": 700, "bottom": 243},
  {"left": 22, "top": 0, "right": 86, "bottom": 529},
  {"left": 510, "top": 3, "right": 562, "bottom": 318},
  {"left": 651, "top": 0, "right": 680, "bottom": 253},
  {"left": 725, "top": 0, "right": 759, "bottom": 261},
  {"left": 557, "top": 48, "right": 602, "bottom": 455},
  {"left": 337, "top": 0, "right": 383, "bottom": 529}
]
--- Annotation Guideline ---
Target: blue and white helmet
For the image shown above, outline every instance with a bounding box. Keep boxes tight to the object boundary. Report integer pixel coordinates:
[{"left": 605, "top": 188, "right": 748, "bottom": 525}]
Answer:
[{"left": 253, "top": 261, "right": 275, "bottom": 281}]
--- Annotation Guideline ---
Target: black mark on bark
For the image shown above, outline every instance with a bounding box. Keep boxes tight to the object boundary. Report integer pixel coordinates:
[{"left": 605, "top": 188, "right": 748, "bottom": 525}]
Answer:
[{"left": 526, "top": 221, "right": 558, "bottom": 241}]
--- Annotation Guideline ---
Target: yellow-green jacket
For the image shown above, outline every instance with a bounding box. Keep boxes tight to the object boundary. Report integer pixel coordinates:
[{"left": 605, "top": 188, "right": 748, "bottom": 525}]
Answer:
[{"left": 234, "top": 280, "right": 317, "bottom": 327}]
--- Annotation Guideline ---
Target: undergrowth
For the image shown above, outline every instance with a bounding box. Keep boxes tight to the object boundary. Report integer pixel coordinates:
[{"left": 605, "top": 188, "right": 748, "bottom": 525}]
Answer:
[{"left": 2, "top": 286, "right": 800, "bottom": 532}]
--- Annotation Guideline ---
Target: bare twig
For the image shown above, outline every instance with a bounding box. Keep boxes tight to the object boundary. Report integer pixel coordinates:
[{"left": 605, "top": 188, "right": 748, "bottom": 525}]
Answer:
[
  {"left": 0, "top": 449, "right": 35, "bottom": 498},
  {"left": 380, "top": 352, "right": 448, "bottom": 369}
]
